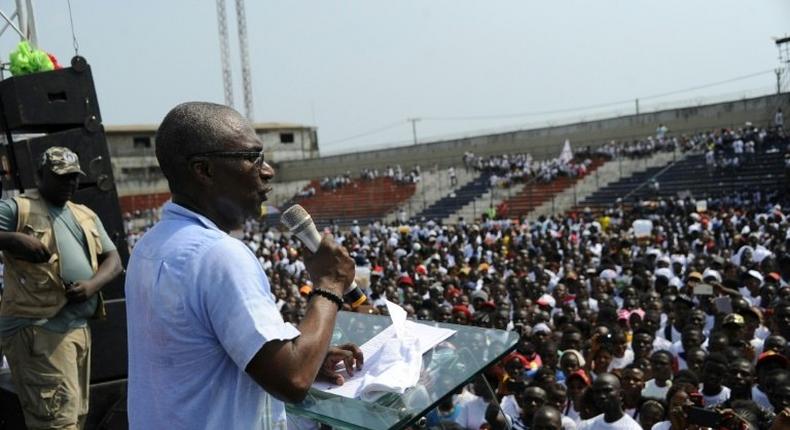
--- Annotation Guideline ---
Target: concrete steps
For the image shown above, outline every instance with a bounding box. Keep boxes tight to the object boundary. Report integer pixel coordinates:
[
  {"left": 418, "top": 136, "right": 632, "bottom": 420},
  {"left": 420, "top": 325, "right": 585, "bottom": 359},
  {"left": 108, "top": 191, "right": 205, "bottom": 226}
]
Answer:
[
  {"left": 268, "top": 180, "right": 311, "bottom": 207},
  {"left": 533, "top": 150, "right": 682, "bottom": 217},
  {"left": 383, "top": 167, "right": 479, "bottom": 223},
  {"left": 444, "top": 181, "right": 526, "bottom": 224}
]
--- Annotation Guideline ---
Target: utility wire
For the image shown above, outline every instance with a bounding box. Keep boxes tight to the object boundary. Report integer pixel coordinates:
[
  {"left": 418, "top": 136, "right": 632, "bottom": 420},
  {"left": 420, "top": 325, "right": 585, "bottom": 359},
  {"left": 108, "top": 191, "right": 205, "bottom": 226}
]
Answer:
[
  {"left": 421, "top": 69, "right": 776, "bottom": 122},
  {"left": 323, "top": 120, "right": 407, "bottom": 145},
  {"left": 638, "top": 69, "right": 774, "bottom": 100},
  {"left": 66, "top": 0, "right": 79, "bottom": 55},
  {"left": 323, "top": 69, "right": 778, "bottom": 148}
]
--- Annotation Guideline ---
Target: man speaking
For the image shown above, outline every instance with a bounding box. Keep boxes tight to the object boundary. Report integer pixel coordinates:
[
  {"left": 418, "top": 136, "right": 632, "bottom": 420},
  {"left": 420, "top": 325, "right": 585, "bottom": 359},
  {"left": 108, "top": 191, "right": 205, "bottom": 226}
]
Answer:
[{"left": 125, "top": 102, "right": 362, "bottom": 429}]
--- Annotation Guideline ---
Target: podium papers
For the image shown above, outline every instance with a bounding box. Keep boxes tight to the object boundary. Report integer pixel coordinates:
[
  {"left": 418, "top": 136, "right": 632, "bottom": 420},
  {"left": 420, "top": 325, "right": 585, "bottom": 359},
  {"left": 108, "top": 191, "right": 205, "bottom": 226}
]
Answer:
[
  {"left": 312, "top": 319, "right": 456, "bottom": 399},
  {"left": 286, "top": 312, "right": 519, "bottom": 430}
]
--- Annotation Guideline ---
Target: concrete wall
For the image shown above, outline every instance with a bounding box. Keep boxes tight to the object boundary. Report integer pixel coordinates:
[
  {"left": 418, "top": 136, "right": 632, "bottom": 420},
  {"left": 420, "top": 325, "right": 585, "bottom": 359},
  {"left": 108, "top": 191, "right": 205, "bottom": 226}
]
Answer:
[{"left": 274, "top": 93, "right": 790, "bottom": 182}]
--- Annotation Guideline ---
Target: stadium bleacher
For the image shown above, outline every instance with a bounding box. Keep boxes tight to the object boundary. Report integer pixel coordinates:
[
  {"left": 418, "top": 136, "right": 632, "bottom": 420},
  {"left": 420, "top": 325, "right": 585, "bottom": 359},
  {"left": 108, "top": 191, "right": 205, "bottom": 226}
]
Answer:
[
  {"left": 413, "top": 172, "right": 492, "bottom": 222},
  {"left": 290, "top": 176, "right": 416, "bottom": 226},
  {"left": 579, "top": 149, "right": 787, "bottom": 210},
  {"left": 503, "top": 157, "right": 606, "bottom": 217}
]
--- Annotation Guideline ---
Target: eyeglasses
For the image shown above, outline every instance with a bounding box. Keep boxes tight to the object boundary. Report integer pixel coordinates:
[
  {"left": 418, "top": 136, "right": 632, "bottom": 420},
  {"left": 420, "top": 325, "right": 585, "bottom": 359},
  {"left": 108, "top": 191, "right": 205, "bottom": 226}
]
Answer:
[{"left": 188, "top": 148, "right": 265, "bottom": 166}]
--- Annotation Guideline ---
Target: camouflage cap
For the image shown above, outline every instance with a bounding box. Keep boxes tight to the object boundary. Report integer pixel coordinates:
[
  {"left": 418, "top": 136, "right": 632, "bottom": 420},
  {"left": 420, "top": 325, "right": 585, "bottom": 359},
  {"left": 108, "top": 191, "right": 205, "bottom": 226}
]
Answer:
[{"left": 40, "top": 146, "right": 86, "bottom": 176}]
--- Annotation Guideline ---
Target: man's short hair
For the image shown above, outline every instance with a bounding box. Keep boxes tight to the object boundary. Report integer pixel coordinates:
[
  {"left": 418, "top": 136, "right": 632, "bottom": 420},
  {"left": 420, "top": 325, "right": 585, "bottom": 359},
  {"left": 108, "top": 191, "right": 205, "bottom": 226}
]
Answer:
[
  {"left": 704, "top": 353, "right": 726, "bottom": 369},
  {"left": 651, "top": 350, "right": 673, "bottom": 362},
  {"left": 155, "top": 102, "right": 249, "bottom": 191}
]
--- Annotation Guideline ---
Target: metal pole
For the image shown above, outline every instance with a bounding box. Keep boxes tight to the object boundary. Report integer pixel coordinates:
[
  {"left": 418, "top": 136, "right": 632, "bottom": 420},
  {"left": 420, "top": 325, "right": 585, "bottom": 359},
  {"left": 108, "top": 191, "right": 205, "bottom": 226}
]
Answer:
[
  {"left": 0, "top": 10, "right": 18, "bottom": 39},
  {"left": 235, "top": 0, "right": 254, "bottom": 121},
  {"left": 216, "top": 0, "right": 234, "bottom": 107},
  {"left": 22, "top": 0, "right": 36, "bottom": 47},
  {"left": 635, "top": 98, "right": 640, "bottom": 115},
  {"left": 0, "top": 8, "right": 24, "bottom": 39},
  {"left": 409, "top": 118, "right": 420, "bottom": 145}
]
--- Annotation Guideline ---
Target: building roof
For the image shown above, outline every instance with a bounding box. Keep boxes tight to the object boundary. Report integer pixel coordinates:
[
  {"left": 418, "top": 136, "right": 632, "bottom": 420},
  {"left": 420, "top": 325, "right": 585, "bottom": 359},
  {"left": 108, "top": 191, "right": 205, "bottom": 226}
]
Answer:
[{"left": 104, "top": 122, "right": 315, "bottom": 134}]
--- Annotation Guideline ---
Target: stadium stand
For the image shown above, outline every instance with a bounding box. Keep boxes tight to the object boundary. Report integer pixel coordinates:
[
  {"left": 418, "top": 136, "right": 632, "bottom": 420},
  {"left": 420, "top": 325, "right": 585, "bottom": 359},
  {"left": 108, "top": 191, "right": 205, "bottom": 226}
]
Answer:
[
  {"left": 289, "top": 176, "right": 416, "bottom": 226},
  {"left": 580, "top": 149, "right": 787, "bottom": 210},
  {"left": 413, "top": 172, "right": 493, "bottom": 222},
  {"left": 501, "top": 157, "right": 606, "bottom": 218}
]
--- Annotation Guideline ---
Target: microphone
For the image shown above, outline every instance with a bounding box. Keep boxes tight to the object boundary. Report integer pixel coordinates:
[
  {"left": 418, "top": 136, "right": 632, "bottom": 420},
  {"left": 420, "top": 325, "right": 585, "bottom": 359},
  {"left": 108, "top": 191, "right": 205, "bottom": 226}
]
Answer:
[{"left": 280, "top": 204, "right": 367, "bottom": 309}]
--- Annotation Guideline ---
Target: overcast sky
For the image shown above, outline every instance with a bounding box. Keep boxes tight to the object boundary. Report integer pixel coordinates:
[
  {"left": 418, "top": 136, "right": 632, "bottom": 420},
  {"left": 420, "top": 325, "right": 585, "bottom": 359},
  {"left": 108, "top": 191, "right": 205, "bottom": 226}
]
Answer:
[{"left": 1, "top": 1, "right": 788, "bottom": 155}]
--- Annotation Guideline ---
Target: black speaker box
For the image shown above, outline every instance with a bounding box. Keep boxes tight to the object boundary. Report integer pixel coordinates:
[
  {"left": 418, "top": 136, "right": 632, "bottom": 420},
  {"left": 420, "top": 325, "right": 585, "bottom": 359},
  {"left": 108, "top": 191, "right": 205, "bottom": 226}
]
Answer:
[
  {"left": 86, "top": 379, "right": 128, "bottom": 430},
  {"left": 88, "top": 299, "right": 128, "bottom": 383},
  {"left": 11, "top": 127, "right": 114, "bottom": 190},
  {"left": 0, "top": 382, "right": 25, "bottom": 429},
  {"left": 0, "top": 57, "right": 101, "bottom": 133}
]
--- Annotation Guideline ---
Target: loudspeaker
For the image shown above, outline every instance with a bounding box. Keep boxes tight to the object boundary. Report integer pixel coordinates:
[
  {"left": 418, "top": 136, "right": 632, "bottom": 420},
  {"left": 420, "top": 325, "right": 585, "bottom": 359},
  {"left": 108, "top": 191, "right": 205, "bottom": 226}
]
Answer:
[
  {"left": 10, "top": 127, "right": 114, "bottom": 190},
  {"left": 85, "top": 379, "right": 127, "bottom": 430},
  {"left": 88, "top": 299, "right": 127, "bottom": 383},
  {"left": 0, "top": 57, "right": 101, "bottom": 133},
  {"left": 0, "top": 382, "right": 25, "bottom": 429}
]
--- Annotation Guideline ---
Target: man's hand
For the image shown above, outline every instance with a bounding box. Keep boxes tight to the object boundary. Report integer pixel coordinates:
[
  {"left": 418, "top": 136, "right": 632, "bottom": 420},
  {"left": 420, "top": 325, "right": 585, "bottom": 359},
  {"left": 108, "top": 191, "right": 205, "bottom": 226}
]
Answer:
[
  {"left": 7, "top": 232, "right": 50, "bottom": 263},
  {"left": 65, "top": 279, "right": 99, "bottom": 302},
  {"left": 668, "top": 405, "right": 690, "bottom": 430},
  {"left": 303, "top": 235, "right": 355, "bottom": 297},
  {"left": 318, "top": 343, "right": 364, "bottom": 386},
  {"left": 770, "top": 407, "right": 790, "bottom": 430}
]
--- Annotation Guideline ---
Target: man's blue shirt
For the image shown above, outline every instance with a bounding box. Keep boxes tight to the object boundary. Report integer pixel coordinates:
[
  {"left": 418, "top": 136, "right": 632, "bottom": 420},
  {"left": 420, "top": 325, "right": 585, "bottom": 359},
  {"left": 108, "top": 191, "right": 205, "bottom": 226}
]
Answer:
[{"left": 125, "top": 202, "right": 300, "bottom": 429}]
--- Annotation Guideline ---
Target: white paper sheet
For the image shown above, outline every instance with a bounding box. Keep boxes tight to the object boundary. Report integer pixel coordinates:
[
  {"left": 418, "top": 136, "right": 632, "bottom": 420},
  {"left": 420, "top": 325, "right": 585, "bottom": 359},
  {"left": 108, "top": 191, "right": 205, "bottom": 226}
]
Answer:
[{"left": 312, "top": 303, "right": 456, "bottom": 400}]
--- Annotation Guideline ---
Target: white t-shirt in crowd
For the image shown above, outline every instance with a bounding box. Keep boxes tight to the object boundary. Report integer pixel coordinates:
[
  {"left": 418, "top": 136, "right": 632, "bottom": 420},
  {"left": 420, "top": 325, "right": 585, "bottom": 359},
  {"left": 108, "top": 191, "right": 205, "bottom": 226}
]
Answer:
[
  {"left": 608, "top": 349, "right": 634, "bottom": 371},
  {"left": 752, "top": 386, "right": 772, "bottom": 411},
  {"left": 501, "top": 394, "right": 521, "bottom": 417},
  {"left": 651, "top": 421, "right": 671, "bottom": 430},
  {"left": 702, "top": 385, "right": 730, "bottom": 408},
  {"left": 457, "top": 396, "right": 489, "bottom": 430},
  {"left": 652, "top": 336, "right": 673, "bottom": 352},
  {"left": 641, "top": 379, "right": 671, "bottom": 400},
  {"left": 565, "top": 402, "right": 581, "bottom": 425},
  {"left": 577, "top": 413, "right": 642, "bottom": 429},
  {"left": 562, "top": 415, "right": 578, "bottom": 430},
  {"left": 655, "top": 325, "right": 681, "bottom": 343}
]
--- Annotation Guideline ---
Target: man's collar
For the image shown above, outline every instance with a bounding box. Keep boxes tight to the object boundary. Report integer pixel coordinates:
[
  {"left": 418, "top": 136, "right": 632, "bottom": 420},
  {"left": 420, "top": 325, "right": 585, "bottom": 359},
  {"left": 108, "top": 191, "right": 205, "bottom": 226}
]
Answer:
[{"left": 163, "top": 201, "right": 221, "bottom": 231}]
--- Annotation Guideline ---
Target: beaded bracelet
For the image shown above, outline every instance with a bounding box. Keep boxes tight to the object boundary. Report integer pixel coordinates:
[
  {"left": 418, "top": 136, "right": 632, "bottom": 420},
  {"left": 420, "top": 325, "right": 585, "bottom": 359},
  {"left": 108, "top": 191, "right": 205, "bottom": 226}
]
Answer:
[{"left": 308, "top": 288, "right": 343, "bottom": 311}]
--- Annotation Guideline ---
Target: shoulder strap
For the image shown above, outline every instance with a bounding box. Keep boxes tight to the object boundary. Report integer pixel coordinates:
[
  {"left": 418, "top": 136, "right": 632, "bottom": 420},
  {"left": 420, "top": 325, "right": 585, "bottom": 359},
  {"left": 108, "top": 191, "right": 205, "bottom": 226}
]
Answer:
[
  {"left": 66, "top": 202, "right": 97, "bottom": 224},
  {"left": 13, "top": 195, "right": 30, "bottom": 232}
]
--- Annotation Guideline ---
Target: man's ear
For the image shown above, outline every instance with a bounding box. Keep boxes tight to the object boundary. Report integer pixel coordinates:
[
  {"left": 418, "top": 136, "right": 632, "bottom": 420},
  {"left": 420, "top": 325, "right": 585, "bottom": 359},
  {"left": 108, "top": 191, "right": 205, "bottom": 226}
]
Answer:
[{"left": 188, "top": 158, "right": 214, "bottom": 185}]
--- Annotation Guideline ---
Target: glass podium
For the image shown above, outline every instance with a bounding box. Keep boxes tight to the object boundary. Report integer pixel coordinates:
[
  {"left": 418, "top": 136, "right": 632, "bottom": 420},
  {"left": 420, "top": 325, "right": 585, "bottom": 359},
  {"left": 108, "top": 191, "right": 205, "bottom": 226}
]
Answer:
[{"left": 286, "top": 312, "right": 519, "bottom": 430}]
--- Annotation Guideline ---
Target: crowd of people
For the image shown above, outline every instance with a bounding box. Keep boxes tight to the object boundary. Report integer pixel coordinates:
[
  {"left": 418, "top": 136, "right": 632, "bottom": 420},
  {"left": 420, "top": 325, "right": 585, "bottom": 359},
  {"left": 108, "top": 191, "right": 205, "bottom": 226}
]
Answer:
[
  {"left": 462, "top": 151, "right": 594, "bottom": 188},
  {"left": 120, "top": 122, "right": 789, "bottom": 429},
  {"left": 702, "top": 124, "right": 787, "bottom": 172},
  {"left": 591, "top": 135, "right": 684, "bottom": 160},
  {"left": 320, "top": 172, "right": 354, "bottom": 190},
  {"left": 206, "top": 177, "right": 790, "bottom": 429},
  {"left": 359, "top": 164, "right": 423, "bottom": 184}
]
